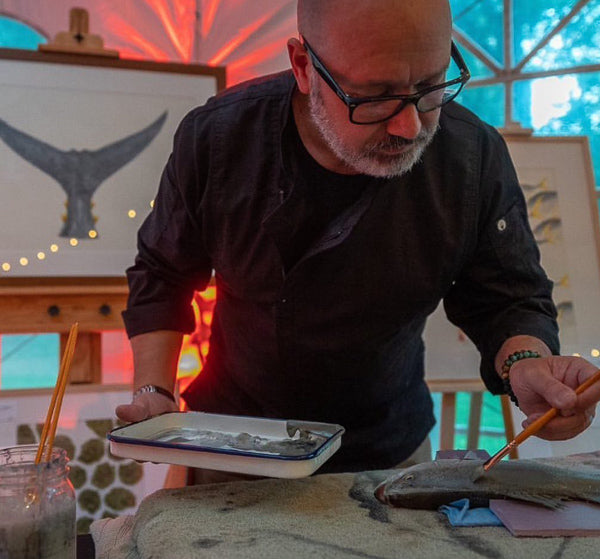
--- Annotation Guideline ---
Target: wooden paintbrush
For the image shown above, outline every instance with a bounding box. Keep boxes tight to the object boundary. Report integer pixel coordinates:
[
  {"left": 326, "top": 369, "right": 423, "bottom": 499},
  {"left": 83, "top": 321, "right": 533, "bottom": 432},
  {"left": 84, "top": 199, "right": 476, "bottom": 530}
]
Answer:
[{"left": 480, "top": 368, "right": 600, "bottom": 475}]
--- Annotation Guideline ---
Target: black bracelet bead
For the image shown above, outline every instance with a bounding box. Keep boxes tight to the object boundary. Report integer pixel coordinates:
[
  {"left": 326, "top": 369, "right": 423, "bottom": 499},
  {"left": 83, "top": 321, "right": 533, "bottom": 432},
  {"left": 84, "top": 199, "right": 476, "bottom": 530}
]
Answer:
[{"left": 500, "top": 350, "right": 541, "bottom": 407}]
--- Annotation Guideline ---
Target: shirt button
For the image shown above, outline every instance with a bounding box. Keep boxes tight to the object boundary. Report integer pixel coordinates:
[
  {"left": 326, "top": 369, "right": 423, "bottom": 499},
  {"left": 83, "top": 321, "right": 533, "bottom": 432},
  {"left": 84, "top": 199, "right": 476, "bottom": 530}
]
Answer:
[
  {"left": 497, "top": 219, "right": 507, "bottom": 232},
  {"left": 281, "top": 298, "right": 287, "bottom": 303}
]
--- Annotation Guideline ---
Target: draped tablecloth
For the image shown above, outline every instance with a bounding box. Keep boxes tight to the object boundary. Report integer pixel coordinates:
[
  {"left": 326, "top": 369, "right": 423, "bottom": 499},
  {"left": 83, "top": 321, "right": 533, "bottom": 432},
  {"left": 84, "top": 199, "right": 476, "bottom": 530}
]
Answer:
[{"left": 91, "top": 464, "right": 600, "bottom": 559}]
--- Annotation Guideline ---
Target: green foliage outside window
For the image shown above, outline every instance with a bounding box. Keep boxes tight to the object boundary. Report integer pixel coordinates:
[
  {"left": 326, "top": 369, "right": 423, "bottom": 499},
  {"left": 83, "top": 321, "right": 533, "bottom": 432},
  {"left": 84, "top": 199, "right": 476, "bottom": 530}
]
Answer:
[{"left": 450, "top": 0, "right": 600, "bottom": 186}]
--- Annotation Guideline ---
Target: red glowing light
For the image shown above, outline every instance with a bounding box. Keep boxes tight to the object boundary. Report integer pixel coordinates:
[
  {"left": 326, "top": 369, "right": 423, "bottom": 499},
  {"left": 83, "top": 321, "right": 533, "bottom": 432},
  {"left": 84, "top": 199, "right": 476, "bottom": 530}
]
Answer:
[
  {"left": 105, "top": 13, "right": 174, "bottom": 60},
  {"left": 208, "top": 10, "right": 273, "bottom": 67},
  {"left": 201, "top": 0, "right": 221, "bottom": 40},
  {"left": 103, "top": 0, "right": 196, "bottom": 62},
  {"left": 178, "top": 286, "right": 217, "bottom": 382}
]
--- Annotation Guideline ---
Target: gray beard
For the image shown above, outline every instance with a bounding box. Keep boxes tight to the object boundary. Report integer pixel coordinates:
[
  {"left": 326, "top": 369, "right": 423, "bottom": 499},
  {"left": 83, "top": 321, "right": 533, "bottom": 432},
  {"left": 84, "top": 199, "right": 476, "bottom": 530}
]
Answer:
[{"left": 308, "top": 76, "right": 439, "bottom": 178}]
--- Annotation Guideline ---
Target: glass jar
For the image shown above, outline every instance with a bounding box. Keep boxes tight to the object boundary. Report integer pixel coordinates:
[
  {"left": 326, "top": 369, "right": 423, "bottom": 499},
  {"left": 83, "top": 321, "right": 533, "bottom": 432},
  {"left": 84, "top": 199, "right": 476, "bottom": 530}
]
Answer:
[{"left": 0, "top": 444, "right": 76, "bottom": 559}]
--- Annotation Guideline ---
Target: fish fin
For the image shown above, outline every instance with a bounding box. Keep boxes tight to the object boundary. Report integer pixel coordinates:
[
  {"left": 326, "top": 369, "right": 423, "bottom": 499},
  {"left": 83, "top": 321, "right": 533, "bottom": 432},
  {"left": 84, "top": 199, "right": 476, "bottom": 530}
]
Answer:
[{"left": 509, "top": 493, "right": 565, "bottom": 510}]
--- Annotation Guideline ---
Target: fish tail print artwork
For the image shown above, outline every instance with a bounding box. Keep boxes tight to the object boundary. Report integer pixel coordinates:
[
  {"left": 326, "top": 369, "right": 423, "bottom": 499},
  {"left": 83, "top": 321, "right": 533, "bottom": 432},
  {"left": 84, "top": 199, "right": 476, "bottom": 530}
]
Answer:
[
  {"left": 526, "top": 189, "right": 558, "bottom": 221},
  {"left": 0, "top": 112, "right": 167, "bottom": 239},
  {"left": 522, "top": 174, "right": 576, "bottom": 345}
]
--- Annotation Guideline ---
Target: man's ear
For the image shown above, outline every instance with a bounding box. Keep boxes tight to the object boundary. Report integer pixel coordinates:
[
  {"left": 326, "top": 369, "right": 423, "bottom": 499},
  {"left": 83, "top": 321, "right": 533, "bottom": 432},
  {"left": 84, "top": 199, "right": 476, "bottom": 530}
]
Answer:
[{"left": 287, "top": 37, "right": 311, "bottom": 94}]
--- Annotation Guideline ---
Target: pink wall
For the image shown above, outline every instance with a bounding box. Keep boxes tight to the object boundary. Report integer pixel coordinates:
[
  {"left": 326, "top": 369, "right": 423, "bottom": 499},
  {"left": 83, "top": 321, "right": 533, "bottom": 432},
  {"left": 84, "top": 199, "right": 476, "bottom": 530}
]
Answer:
[{"left": 2, "top": 0, "right": 297, "bottom": 85}]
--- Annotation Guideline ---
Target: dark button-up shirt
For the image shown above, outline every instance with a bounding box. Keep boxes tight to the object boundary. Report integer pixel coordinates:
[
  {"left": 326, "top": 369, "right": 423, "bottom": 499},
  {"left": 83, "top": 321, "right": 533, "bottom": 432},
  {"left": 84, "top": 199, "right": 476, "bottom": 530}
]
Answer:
[{"left": 123, "top": 71, "right": 559, "bottom": 472}]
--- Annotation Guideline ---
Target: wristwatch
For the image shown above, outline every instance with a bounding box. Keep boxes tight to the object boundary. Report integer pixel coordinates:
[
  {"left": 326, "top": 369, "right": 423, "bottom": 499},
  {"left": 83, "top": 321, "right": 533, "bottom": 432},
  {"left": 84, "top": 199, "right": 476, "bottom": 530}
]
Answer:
[{"left": 133, "top": 384, "right": 176, "bottom": 402}]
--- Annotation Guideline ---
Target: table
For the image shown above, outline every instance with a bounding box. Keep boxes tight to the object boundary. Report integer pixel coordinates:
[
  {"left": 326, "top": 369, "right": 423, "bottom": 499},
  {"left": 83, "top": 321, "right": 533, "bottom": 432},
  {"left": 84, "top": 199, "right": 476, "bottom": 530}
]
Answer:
[
  {"left": 90, "top": 467, "right": 600, "bottom": 559},
  {"left": 77, "top": 534, "right": 95, "bottom": 559}
]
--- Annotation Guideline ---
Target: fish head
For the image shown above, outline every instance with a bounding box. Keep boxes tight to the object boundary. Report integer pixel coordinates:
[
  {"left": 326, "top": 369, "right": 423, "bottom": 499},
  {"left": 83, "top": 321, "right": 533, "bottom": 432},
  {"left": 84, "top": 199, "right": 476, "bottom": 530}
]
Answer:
[{"left": 374, "top": 459, "right": 484, "bottom": 509}]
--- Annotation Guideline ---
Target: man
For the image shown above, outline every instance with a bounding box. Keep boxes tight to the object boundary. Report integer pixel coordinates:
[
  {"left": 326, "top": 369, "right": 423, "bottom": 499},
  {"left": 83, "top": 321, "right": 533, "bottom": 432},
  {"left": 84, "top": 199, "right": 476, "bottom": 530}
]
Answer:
[{"left": 117, "top": 0, "right": 599, "bottom": 474}]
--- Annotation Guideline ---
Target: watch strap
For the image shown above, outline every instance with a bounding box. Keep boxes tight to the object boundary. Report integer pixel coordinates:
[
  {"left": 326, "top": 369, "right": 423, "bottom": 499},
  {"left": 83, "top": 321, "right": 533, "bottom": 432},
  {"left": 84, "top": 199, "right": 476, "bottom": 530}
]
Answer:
[{"left": 133, "top": 384, "right": 176, "bottom": 402}]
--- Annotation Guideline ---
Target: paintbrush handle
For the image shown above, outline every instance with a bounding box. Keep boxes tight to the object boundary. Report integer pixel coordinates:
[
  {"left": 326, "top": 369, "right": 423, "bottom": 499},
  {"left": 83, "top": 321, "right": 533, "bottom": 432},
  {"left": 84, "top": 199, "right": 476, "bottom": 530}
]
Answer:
[
  {"left": 573, "top": 368, "right": 600, "bottom": 396},
  {"left": 513, "top": 408, "right": 558, "bottom": 444},
  {"left": 484, "top": 368, "right": 600, "bottom": 472},
  {"left": 513, "top": 368, "right": 600, "bottom": 445}
]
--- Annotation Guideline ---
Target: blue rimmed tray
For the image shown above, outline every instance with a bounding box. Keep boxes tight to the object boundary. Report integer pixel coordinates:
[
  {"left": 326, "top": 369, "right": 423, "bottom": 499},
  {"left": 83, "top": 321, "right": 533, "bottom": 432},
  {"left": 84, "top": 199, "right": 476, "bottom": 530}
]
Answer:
[{"left": 107, "top": 411, "right": 345, "bottom": 478}]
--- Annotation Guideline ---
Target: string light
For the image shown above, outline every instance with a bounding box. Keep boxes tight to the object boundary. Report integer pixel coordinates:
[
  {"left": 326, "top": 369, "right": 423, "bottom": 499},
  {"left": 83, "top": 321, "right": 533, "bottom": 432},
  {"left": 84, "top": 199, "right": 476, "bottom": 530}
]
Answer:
[
  {"left": 592, "top": 349, "right": 600, "bottom": 358},
  {"left": 3, "top": 200, "right": 151, "bottom": 274}
]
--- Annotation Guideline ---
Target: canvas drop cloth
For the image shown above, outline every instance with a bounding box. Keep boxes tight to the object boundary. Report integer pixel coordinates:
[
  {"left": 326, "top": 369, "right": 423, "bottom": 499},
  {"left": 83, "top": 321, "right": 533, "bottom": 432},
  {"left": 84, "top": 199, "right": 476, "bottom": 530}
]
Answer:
[{"left": 91, "top": 463, "right": 600, "bottom": 559}]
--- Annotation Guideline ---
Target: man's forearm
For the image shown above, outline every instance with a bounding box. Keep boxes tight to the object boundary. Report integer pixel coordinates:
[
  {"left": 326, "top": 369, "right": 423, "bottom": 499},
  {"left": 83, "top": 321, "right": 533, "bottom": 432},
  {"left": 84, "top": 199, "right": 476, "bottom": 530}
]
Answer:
[{"left": 130, "top": 330, "right": 184, "bottom": 392}]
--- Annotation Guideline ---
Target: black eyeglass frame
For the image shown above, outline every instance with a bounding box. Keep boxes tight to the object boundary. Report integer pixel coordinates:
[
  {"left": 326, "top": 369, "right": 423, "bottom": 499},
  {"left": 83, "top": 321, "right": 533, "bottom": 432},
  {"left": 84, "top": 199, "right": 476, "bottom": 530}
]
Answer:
[{"left": 301, "top": 36, "right": 471, "bottom": 125}]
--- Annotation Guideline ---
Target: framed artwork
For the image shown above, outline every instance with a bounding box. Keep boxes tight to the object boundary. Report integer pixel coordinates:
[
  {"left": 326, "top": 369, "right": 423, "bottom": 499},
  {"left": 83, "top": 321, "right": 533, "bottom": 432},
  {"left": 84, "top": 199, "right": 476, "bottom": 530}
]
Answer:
[
  {"left": 424, "top": 134, "right": 600, "bottom": 380},
  {"left": 0, "top": 49, "right": 225, "bottom": 278}
]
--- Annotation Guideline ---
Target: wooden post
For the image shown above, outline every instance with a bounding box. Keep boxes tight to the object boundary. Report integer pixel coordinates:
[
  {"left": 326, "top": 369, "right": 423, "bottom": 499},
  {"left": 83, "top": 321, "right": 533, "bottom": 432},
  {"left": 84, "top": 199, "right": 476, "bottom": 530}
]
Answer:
[
  {"left": 440, "top": 393, "right": 457, "bottom": 450},
  {"left": 500, "top": 394, "right": 519, "bottom": 459},
  {"left": 60, "top": 331, "right": 102, "bottom": 384},
  {"left": 467, "top": 392, "right": 483, "bottom": 450}
]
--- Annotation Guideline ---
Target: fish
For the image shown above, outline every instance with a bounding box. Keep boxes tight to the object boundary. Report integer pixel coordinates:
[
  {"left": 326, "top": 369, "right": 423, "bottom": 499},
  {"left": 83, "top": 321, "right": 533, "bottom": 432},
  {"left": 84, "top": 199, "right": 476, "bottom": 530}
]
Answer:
[
  {"left": 533, "top": 217, "right": 562, "bottom": 244},
  {"left": 374, "top": 457, "right": 600, "bottom": 510},
  {"left": 527, "top": 189, "right": 558, "bottom": 221}
]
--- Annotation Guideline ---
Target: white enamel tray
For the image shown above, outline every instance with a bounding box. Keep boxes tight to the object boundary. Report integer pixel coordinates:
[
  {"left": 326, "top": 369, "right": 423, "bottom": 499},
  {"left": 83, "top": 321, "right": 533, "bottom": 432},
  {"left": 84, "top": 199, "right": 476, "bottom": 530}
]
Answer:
[{"left": 107, "top": 411, "right": 345, "bottom": 478}]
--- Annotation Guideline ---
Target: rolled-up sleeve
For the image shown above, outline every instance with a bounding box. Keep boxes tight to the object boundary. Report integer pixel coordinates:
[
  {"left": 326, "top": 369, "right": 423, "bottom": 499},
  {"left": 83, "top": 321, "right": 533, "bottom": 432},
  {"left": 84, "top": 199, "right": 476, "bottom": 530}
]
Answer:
[
  {"left": 122, "top": 111, "right": 214, "bottom": 338},
  {"left": 443, "top": 128, "right": 559, "bottom": 394}
]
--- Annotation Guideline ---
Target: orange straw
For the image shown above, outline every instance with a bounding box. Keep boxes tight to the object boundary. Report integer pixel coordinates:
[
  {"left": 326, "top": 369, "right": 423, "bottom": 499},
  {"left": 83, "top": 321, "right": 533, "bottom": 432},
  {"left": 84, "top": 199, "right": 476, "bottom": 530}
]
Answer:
[{"left": 35, "top": 323, "right": 79, "bottom": 464}]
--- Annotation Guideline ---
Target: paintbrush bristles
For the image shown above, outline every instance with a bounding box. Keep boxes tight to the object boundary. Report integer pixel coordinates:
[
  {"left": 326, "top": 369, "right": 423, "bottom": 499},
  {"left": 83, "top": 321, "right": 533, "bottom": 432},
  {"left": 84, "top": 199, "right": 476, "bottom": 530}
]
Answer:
[{"left": 483, "top": 442, "right": 515, "bottom": 471}]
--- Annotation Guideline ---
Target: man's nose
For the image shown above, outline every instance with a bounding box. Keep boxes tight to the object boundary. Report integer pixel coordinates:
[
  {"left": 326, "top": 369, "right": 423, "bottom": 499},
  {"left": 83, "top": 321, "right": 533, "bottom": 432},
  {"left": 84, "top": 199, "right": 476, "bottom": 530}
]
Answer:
[{"left": 385, "top": 102, "right": 422, "bottom": 140}]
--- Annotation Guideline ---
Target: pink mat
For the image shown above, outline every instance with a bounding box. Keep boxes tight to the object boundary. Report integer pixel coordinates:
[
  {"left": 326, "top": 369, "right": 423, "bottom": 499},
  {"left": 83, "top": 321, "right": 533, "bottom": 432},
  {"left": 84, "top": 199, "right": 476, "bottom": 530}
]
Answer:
[{"left": 490, "top": 499, "right": 600, "bottom": 537}]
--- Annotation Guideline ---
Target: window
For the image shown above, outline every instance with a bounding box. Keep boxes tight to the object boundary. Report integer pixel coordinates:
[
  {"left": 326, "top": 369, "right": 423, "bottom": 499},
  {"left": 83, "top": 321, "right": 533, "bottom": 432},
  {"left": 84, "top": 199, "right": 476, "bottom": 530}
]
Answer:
[
  {"left": 451, "top": 0, "right": 600, "bottom": 188},
  {"left": 0, "top": 14, "right": 47, "bottom": 49}
]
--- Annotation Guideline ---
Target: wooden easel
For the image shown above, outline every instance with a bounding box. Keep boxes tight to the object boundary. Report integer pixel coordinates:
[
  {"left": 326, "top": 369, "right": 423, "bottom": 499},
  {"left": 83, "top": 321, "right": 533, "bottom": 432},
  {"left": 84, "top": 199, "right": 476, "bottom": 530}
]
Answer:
[{"left": 38, "top": 8, "right": 119, "bottom": 58}]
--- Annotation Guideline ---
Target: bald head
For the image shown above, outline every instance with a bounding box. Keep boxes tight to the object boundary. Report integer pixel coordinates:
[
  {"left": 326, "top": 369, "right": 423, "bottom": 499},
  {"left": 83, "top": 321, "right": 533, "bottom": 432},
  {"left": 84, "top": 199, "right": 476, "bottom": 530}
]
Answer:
[{"left": 297, "top": 0, "right": 452, "bottom": 56}]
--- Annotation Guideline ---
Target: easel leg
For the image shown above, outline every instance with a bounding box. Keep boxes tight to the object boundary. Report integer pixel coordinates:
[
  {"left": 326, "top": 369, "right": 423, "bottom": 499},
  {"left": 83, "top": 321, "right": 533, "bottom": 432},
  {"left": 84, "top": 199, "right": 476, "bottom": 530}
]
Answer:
[{"left": 500, "top": 394, "right": 519, "bottom": 459}]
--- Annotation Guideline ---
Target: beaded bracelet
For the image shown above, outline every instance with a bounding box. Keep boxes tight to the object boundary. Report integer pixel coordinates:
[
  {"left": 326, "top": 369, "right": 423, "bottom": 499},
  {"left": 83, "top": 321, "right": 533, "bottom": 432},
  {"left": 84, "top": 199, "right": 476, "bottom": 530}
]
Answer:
[{"left": 500, "top": 350, "right": 541, "bottom": 407}]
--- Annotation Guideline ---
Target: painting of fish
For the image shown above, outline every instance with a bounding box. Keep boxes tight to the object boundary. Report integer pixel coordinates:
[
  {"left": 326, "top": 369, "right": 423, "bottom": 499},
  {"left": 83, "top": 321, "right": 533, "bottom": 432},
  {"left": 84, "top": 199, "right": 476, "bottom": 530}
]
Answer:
[{"left": 374, "top": 456, "right": 600, "bottom": 510}]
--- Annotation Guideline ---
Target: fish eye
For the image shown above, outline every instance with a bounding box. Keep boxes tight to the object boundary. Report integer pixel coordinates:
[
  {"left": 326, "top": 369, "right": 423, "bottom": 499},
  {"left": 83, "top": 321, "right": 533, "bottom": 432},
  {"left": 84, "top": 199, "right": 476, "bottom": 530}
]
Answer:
[{"left": 403, "top": 474, "right": 414, "bottom": 481}]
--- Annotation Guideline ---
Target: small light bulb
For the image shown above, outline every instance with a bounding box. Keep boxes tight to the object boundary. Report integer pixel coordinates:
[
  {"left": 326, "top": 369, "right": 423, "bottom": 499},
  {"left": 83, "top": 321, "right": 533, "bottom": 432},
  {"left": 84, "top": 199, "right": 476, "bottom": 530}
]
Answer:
[
  {"left": 128, "top": 210, "right": 137, "bottom": 219},
  {"left": 37, "top": 252, "right": 46, "bottom": 260},
  {"left": 88, "top": 230, "right": 98, "bottom": 239},
  {"left": 150, "top": 200, "right": 155, "bottom": 208},
  {"left": 70, "top": 238, "right": 78, "bottom": 247},
  {"left": 592, "top": 349, "right": 600, "bottom": 358},
  {"left": 1, "top": 263, "right": 10, "bottom": 272},
  {"left": 50, "top": 244, "right": 59, "bottom": 253},
  {"left": 19, "top": 257, "right": 29, "bottom": 266}
]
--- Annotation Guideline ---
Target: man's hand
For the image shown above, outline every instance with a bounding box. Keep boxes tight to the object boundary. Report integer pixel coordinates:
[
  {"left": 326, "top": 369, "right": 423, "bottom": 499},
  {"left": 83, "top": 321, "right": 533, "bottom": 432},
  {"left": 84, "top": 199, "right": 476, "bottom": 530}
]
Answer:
[
  {"left": 509, "top": 355, "right": 599, "bottom": 440},
  {"left": 116, "top": 391, "right": 179, "bottom": 423},
  {"left": 115, "top": 330, "right": 184, "bottom": 423}
]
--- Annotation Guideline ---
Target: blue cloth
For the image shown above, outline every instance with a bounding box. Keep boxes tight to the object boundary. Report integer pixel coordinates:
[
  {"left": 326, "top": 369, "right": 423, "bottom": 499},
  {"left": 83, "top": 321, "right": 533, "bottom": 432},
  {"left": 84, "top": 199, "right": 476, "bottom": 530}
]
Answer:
[{"left": 439, "top": 499, "right": 504, "bottom": 527}]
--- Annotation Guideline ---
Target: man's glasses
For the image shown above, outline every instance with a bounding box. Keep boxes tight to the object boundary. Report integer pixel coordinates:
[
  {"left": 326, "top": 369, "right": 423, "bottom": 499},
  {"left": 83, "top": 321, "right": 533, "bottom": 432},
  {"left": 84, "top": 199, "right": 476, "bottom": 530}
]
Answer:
[{"left": 302, "top": 37, "right": 471, "bottom": 125}]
